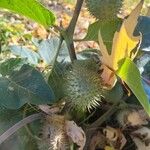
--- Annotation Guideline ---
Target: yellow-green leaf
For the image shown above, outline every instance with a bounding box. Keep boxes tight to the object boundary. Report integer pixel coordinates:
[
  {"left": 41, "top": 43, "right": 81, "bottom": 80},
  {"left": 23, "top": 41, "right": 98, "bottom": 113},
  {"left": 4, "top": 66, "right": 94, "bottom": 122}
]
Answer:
[{"left": 117, "top": 58, "right": 150, "bottom": 115}]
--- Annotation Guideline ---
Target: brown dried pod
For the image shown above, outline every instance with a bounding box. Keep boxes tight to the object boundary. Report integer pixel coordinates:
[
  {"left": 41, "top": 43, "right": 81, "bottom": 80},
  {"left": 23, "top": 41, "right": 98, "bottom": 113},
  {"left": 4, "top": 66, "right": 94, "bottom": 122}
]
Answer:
[{"left": 38, "top": 115, "right": 70, "bottom": 150}]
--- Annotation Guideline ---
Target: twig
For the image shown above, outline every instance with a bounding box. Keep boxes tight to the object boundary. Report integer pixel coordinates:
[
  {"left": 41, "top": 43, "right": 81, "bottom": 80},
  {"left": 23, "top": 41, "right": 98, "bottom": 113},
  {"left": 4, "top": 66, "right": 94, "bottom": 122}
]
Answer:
[
  {"left": 52, "top": 36, "right": 63, "bottom": 65},
  {"left": 38, "top": 104, "right": 61, "bottom": 115},
  {"left": 89, "top": 102, "right": 120, "bottom": 129},
  {"left": 88, "top": 95, "right": 130, "bottom": 129},
  {"left": 0, "top": 113, "right": 43, "bottom": 145},
  {"left": 65, "top": 0, "right": 84, "bottom": 61},
  {"left": 67, "top": 0, "right": 84, "bottom": 37},
  {"left": 49, "top": 28, "right": 59, "bottom": 37},
  {"left": 84, "top": 102, "right": 120, "bottom": 150},
  {"left": 79, "top": 110, "right": 96, "bottom": 125},
  {"left": 73, "top": 38, "right": 84, "bottom": 42},
  {"left": 53, "top": 25, "right": 64, "bottom": 33},
  {"left": 84, "top": 95, "right": 130, "bottom": 150}
]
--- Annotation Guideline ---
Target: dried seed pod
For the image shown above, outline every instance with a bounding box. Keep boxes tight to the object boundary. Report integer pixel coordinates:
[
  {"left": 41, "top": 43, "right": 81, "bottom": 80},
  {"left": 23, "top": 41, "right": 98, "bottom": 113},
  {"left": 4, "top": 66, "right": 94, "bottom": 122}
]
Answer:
[
  {"left": 89, "top": 131, "right": 107, "bottom": 150},
  {"left": 38, "top": 115, "right": 70, "bottom": 150},
  {"left": 131, "top": 127, "right": 150, "bottom": 149},
  {"left": 66, "top": 121, "right": 86, "bottom": 150}
]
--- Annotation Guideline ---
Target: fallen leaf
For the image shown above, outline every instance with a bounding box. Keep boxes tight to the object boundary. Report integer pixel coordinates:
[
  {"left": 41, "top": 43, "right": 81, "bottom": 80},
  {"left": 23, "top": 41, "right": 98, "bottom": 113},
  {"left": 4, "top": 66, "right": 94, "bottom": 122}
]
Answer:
[
  {"left": 138, "top": 109, "right": 150, "bottom": 121},
  {"left": 103, "top": 126, "right": 127, "bottom": 149},
  {"left": 116, "top": 109, "right": 148, "bottom": 127},
  {"left": 65, "top": 121, "right": 86, "bottom": 150},
  {"left": 131, "top": 127, "right": 150, "bottom": 150},
  {"left": 89, "top": 131, "right": 106, "bottom": 150},
  {"left": 127, "top": 110, "right": 148, "bottom": 126},
  {"left": 105, "top": 146, "right": 114, "bottom": 150}
]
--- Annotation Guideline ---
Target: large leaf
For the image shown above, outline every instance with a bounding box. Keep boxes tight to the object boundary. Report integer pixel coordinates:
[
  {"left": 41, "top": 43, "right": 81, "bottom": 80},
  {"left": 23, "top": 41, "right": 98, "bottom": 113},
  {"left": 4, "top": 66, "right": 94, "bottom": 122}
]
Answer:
[
  {"left": 0, "top": 0, "right": 55, "bottom": 27},
  {"left": 84, "top": 15, "right": 150, "bottom": 52},
  {"left": 103, "top": 82, "right": 124, "bottom": 103},
  {"left": 84, "top": 16, "right": 150, "bottom": 50},
  {"left": 38, "top": 38, "right": 59, "bottom": 65},
  {"left": 83, "top": 19, "right": 122, "bottom": 52},
  {"left": 0, "top": 64, "right": 55, "bottom": 109},
  {"left": 48, "top": 62, "right": 68, "bottom": 101},
  {"left": 10, "top": 45, "right": 40, "bottom": 65},
  {"left": 38, "top": 37, "right": 70, "bottom": 65},
  {"left": 0, "top": 58, "right": 25, "bottom": 76},
  {"left": 117, "top": 58, "right": 150, "bottom": 115}
]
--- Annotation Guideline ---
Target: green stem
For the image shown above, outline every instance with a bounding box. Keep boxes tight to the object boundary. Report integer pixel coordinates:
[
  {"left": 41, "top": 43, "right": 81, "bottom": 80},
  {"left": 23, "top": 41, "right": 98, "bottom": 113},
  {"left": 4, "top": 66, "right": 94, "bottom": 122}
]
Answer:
[
  {"left": 54, "top": 36, "right": 63, "bottom": 63},
  {"left": 53, "top": 1, "right": 84, "bottom": 62},
  {"left": 51, "top": 36, "right": 63, "bottom": 71}
]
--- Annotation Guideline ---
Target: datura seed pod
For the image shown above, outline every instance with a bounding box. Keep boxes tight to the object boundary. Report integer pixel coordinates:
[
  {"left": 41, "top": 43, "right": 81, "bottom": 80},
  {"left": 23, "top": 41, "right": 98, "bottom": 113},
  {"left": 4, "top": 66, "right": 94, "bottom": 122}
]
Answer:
[
  {"left": 85, "top": 0, "right": 123, "bottom": 21},
  {"left": 63, "top": 60, "right": 102, "bottom": 112}
]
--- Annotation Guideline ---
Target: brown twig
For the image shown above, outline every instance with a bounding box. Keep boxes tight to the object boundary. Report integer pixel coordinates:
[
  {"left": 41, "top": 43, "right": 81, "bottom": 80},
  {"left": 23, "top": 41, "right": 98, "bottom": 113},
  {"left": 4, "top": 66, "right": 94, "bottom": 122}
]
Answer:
[
  {"left": 65, "top": 0, "right": 84, "bottom": 61},
  {"left": 84, "top": 95, "right": 130, "bottom": 150},
  {"left": 67, "top": 0, "right": 84, "bottom": 37},
  {"left": 84, "top": 102, "right": 119, "bottom": 150},
  {"left": 89, "top": 102, "right": 120, "bottom": 129}
]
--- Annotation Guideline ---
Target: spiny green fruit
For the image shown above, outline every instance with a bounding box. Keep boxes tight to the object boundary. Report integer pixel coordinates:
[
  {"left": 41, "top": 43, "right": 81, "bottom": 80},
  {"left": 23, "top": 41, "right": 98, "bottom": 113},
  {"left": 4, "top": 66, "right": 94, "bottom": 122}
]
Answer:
[
  {"left": 63, "top": 60, "right": 102, "bottom": 112},
  {"left": 86, "top": 0, "right": 123, "bottom": 21}
]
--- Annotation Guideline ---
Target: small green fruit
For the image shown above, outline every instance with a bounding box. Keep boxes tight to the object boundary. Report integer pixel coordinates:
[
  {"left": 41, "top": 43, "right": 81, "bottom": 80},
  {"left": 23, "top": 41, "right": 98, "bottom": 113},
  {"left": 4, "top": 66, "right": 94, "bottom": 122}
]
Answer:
[
  {"left": 85, "top": 0, "right": 123, "bottom": 21},
  {"left": 63, "top": 60, "right": 102, "bottom": 112}
]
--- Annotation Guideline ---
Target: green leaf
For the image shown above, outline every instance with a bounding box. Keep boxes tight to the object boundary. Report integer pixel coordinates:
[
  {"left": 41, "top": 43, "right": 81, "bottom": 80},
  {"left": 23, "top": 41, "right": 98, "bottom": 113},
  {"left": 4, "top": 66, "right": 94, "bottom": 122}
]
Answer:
[
  {"left": 0, "top": 106, "right": 22, "bottom": 133},
  {"left": 48, "top": 62, "right": 66, "bottom": 101},
  {"left": 10, "top": 45, "right": 40, "bottom": 65},
  {"left": 0, "top": 0, "right": 56, "bottom": 27},
  {"left": 0, "top": 64, "right": 55, "bottom": 109},
  {"left": 117, "top": 58, "right": 150, "bottom": 115},
  {"left": 83, "top": 19, "right": 122, "bottom": 53},
  {"left": 38, "top": 38, "right": 60, "bottom": 65},
  {"left": 0, "top": 58, "right": 25, "bottom": 76},
  {"left": 103, "top": 82, "right": 124, "bottom": 103}
]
